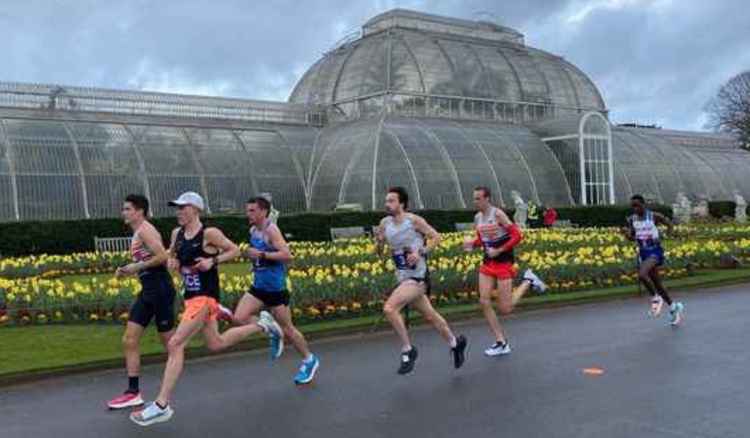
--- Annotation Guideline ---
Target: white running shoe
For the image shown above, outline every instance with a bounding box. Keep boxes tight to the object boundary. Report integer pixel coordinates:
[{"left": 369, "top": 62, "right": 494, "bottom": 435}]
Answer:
[
  {"left": 649, "top": 296, "right": 664, "bottom": 317},
  {"left": 484, "top": 341, "right": 512, "bottom": 357},
  {"left": 130, "top": 401, "right": 173, "bottom": 427},
  {"left": 523, "top": 269, "right": 547, "bottom": 293}
]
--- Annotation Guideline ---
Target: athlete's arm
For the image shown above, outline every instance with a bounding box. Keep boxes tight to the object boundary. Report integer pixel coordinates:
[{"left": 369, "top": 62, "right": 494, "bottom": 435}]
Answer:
[
  {"left": 463, "top": 225, "right": 478, "bottom": 252},
  {"left": 622, "top": 217, "right": 635, "bottom": 241},
  {"left": 373, "top": 218, "right": 387, "bottom": 256},
  {"left": 411, "top": 214, "right": 441, "bottom": 255},
  {"left": 261, "top": 225, "right": 293, "bottom": 263},
  {"left": 196, "top": 227, "right": 240, "bottom": 271},
  {"left": 488, "top": 208, "right": 522, "bottom": 256},
  {"left": 124, "top": 225, "right": 169, "bottom": 275},
  {"left": 166, "top": 227, "right": 180, "bottom": 272}
]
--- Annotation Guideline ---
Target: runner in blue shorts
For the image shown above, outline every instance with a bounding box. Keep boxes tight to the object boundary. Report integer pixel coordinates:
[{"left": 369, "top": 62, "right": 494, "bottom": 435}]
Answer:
[{"left": 625, "top": 195, "right": 684, "bottom": 326}]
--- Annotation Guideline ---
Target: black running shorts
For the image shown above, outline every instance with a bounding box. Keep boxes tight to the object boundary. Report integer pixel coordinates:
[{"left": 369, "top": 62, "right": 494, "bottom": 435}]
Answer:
[
  {"left": 129, "top": 272, "right": 177, "bottom": 332},
  {"left": 249, "top": 287, "right": 290, "bottom": 307}
]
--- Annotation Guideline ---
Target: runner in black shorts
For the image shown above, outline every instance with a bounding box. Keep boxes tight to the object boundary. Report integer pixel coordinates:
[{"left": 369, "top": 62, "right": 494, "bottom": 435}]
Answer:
[
  {"left": 107, "top": 194, "right": 176, "bottom": 410},
  {"left": 373, "top": 187, "right": 467, "bottom": 375},
  {"left": 231, "top": 196, "right": 320, "bottom": 384}
]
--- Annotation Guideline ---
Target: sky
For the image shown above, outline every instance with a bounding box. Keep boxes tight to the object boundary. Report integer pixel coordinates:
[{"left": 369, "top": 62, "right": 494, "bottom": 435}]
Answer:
[{"left": 1, "top": 0, "right": 749, "bottom": 131}]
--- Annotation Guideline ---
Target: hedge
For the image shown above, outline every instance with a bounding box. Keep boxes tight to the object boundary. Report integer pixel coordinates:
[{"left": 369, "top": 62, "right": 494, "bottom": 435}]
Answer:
[
  {"left": 0, "top": 204, "right": 682, "bottom": 257},
  {"left": 708, "top": 201, "right": 748, "bottom": 219}
]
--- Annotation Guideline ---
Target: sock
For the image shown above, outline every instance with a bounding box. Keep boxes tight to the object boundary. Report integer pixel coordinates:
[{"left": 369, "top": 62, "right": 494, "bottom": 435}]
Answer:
[
  {"left": 401, "top": 345, "right": 413, "bottom": 353},
  {"left": 304, "top": 354, "right": 315, "bottom": 363},
  {"left": 155, "top": 400, "right": 168, "bottom": 410},
  {"left": 127, "top": 376, "right": 139, "bottom": 393},
  {"left": 449, "top": 336, "right": 457, "bottom": 348}
]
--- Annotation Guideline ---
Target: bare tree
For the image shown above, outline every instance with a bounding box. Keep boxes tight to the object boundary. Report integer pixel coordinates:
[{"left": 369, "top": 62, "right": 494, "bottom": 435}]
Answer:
[{"left": 705, "top": 70, "right": 750, "bottom": 150}]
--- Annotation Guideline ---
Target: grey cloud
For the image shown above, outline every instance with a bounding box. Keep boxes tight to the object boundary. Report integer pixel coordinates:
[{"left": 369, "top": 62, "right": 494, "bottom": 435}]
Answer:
[{"left": 1, "top": 0, "right": 748, "bottom": 130}]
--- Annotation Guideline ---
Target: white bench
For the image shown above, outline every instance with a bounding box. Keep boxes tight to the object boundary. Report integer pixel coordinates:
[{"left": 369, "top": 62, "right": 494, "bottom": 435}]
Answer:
[
  {"left": 551, "top": 219, "right": 578, "bottom": 228},
  {"left": 330, "top": 226, "right": 370, "bottom": 241},
  {"left": 94, "top": 236, "right": 132, "bottom": 253}
]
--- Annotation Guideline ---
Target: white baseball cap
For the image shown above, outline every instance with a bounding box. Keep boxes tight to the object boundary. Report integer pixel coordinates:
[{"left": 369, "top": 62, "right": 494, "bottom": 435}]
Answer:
[{"left": 168, "top": 192, "right": 205, "bottom": 210}]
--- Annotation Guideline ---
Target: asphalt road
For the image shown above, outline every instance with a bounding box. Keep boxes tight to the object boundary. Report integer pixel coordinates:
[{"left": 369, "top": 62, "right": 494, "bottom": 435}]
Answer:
[{"left": 2, "top": 283, "right": 749, "bottom": 438}]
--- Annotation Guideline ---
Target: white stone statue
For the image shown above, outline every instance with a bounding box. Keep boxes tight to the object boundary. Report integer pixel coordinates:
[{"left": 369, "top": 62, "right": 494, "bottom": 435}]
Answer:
[
  {"left": 734, "top": 190, "right": 747, "bottom": 224},
  {"left": 672, "top": 192, "right": 692, "bottom": 224},
  {"left": 259, "top": 192, "right": 280, "bottom": 224},
  {"left": 511, "top": 190, "right": 528, "bottom": 229},
  {"left": 693, "top": 198, "right": 709, "bottom": 219}
]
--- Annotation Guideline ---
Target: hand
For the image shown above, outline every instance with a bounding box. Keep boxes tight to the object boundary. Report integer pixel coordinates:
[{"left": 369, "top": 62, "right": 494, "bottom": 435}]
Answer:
[
  {"left": 373, "top": 225, "right": 385, "bottom": 242},
  {"left": 486, "top": 247, "right": 504, "bottom": 258},
  {"left": 167, "top": 258, "right": 179, "bottom": 272},
  {"left": 246, "top": 248, "right": 263, "bottom": 260},
  {"left": 193, "top": 257, "right": 215, "bottom": 272},
  {"left": 462, "top": 235, "right": 475, "bottom": 252},
  {"left": 406, "top": 251, "right": 420, "bottom": 267},
  {"left": 116, "top": 263, "right": 139, "bottom": 277}
]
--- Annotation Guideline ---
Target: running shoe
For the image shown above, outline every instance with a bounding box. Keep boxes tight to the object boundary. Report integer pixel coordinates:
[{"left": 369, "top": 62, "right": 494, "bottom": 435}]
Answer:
[
  {"left": 397, "top": 347, "right": 418, "bottom": 375},
  {"left": 649, "top": 295, "right": 664, "bottom": 317},
  {"left": 217, "top": 304, "right": 234, "bottom": 322},
  {"left": 523, "top": 269, "right": 548, "bottom": 293},
  {"left": 484, "top": 341, "right": 511, "bottom": 357},
  {"left": 451, "top": 335, "right": 468, "bottom": 369},
  {"left": 669, "top": 302, "right": 685, "bottom": 326},
  {"left": 130, "top": 401, "right": 173, "bottom": 426},
  {"left": 258, "top": 310, "right": 284, "bottom": 360},
  {"left": 107, "top": 391, "right": 143, "bottom": 410},
  {"left": 294, "top": 354, "right": 320, "bottom": 385}
]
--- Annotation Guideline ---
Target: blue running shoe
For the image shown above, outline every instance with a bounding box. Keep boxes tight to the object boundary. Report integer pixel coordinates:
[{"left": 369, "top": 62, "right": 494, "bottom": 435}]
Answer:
[
  {"left": 258, "top": 311, "right": 284, "bottom": 360},
  {"left": 294, "top": 354, "right": 320, "bottom": 385},
  {"left": 669, "top": 302, "right": 684, "bottom": 326}
]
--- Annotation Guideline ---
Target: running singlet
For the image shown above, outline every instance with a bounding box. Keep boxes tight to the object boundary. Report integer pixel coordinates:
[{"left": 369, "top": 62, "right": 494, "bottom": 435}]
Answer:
[
  {"left": 175, "top": 226, "right": 220, "bottom": 300},
  {"left": 383, "top": 215, "right": 427, "bottom": 282},
  {"left": 131, "top": 232, "right": 168, "bottom": 279},
  {"left": 249, "top": 221, "right": 286, "bottom": 292},
  {"left": 629, "top": 210, "right": 661, "bottom": 251},
  {"left": 474, "top": 207, "right": 515, "bottom": 264}
]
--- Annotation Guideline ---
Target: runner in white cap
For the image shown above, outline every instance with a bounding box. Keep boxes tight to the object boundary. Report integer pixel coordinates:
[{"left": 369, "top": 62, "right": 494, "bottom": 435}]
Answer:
[{"left": 131, "top": 192, "right": 283, "bottom": 427}]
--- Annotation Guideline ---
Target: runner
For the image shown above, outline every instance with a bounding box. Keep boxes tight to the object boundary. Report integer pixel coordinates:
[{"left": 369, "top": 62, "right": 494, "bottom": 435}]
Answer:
[
  {"left": 373, "top": 187, "right": 467, "bottom": 375},
  {"left": 130, "top": 192, "right": 283, "bottom": 427},
  {"left": 463, "top": 187, "right": 546, "bottom": 357},
  {"left": 230, "top": 196, "right": 319, "bottom": 384},
  {"left": 107, "top": 194, "right": 176, "bottom": 410},
  {"left": 625, "top": 194, "right": 685, "bottom": 325}
]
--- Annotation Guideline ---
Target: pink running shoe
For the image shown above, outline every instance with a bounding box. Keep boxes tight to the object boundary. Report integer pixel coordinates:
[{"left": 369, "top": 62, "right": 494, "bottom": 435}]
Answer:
[
  {"left": 107, "top": 391, "right": 144, "bottom": 410},
  {"left": 217, "top": 304, "right": 234, "bottom": 323}
]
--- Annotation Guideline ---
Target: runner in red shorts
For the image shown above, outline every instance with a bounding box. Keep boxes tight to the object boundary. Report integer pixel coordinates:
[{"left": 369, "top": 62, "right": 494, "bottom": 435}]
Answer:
[{"left": 463, "top": 187, "right": 547, "bottom": 357}]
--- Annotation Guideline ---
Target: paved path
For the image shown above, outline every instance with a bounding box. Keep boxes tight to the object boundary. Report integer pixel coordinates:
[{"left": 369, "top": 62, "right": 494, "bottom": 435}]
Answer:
[{"left": 2, "top": 283, "right": 749, "bottom": 438}]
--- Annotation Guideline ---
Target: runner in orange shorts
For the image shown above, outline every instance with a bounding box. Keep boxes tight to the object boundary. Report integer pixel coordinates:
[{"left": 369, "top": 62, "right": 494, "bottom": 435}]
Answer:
[
  {"left": 463, "top": 187, "right": 547, "bottom": 357},
  {"left": 130, "top": 192, "right": 283, "bottom": 427}
]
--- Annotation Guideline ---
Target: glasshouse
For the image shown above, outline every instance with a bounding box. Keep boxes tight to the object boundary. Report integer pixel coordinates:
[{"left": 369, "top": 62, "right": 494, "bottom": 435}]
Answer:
[{"left": 1, "top": 8, "right": 748, "bottom": 221}]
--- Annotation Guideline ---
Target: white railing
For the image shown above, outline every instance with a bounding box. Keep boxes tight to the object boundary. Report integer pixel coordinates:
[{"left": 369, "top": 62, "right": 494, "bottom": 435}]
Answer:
[{"left": 94, "top": 236, "right": 132, "bottom": 253}]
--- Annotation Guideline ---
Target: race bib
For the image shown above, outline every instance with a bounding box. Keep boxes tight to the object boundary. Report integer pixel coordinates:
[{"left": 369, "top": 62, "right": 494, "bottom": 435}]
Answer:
[
  {"left": 181, "top": 266, "right": 202, "bottom": 293},
  {"left": 392, "top": 250, "right": 414, "bottom": 270}
]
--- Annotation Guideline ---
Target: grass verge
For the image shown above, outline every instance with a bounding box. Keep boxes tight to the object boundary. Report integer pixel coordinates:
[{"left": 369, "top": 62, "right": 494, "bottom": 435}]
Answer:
[{"left": 2, "top": 268, "right": 749, "bottom": 386}]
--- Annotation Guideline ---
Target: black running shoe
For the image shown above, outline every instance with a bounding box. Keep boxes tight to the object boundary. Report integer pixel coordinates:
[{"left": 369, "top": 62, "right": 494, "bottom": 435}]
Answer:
[
  {"left": 452, "top": 335, "right": 467, "bottom": 369},
  {"left": 397, "top": 347, "right": 418, "bottom": 375}
]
